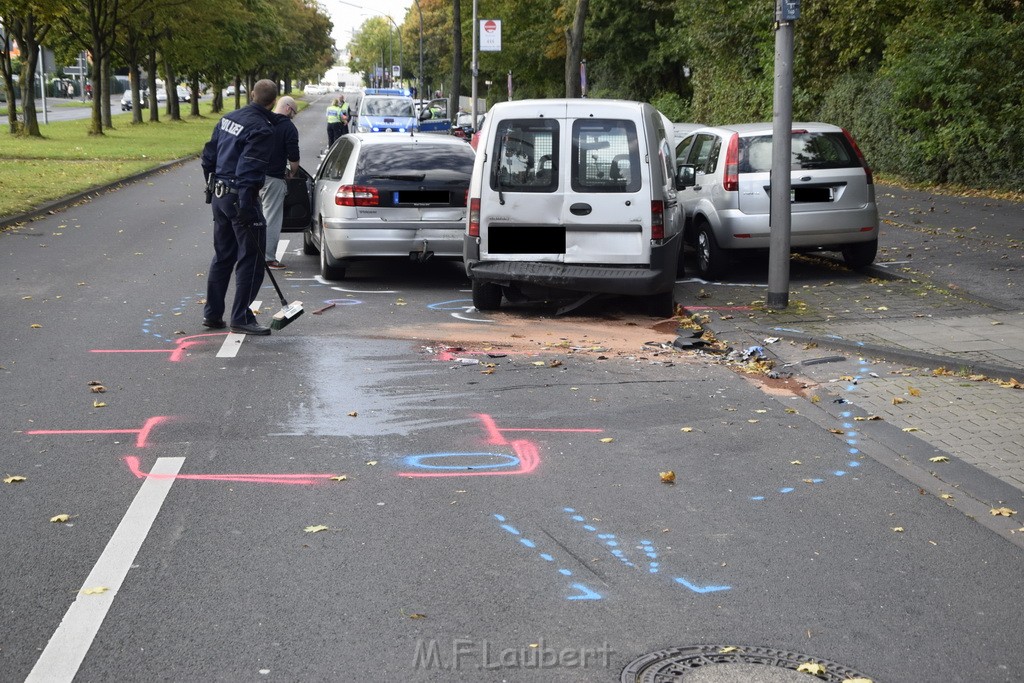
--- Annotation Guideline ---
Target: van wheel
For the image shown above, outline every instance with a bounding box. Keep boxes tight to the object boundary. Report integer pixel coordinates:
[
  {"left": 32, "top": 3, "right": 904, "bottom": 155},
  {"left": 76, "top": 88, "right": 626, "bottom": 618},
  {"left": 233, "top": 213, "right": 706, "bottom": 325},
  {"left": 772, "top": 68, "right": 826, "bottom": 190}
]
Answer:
[
  {"left": 696, "top": 222, "right": 726, "bottom": 279},
  {"left": 646, "top": 290, "right": 676, "bottom": 318},
  {"left": 842, "top": 239, "right": 877, "bottom": 270},
  {"left": 319, "top": 225, "right": 346, "bottom": 280},
  {"left": 472, "top": 281, "right": 502, "bottom": 311},
  {"left": 303, "top": 226, "right": 318, "bottom": 255}
]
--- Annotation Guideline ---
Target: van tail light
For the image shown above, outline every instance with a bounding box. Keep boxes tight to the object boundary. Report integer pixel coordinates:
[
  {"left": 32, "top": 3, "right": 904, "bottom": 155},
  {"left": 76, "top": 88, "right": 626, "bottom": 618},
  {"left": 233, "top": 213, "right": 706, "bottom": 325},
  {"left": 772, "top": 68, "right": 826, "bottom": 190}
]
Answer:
[
  {"left": 336, "top": 185, "right": 379, "bottom": 206},
  {"left": 468, "top": 198, "right": 480, "bottom": 237},
  {"left": 841, "top": 128, "right": 873, "bottom": 185},
  {"left": 723, "top": 133, "right": 739, "bottom": 191},
  {"left": 651, "top": 200, "right": 664, "bottom": 240}
]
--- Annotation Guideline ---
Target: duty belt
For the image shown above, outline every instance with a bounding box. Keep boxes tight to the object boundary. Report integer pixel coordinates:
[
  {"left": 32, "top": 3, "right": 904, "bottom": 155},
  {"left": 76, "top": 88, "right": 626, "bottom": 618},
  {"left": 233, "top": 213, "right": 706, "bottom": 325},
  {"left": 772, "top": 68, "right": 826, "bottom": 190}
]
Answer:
[{"left": 213, "top": 181, "right": 239, "bottom": 198}]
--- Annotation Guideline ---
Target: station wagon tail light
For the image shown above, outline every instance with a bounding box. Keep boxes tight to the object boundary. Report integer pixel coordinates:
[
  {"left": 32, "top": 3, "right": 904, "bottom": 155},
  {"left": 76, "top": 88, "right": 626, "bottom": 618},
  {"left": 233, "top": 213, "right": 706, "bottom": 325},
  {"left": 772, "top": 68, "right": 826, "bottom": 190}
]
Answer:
[
  {"left": 841, "top": 128, "right": 873, "bottom": 185},
  {"left": 335, "top": 185, "right": 379, "bottom": 206},
  {"left": 651, "top": 200, "right": 664, "bottom": 240},
  {"left": 723, "top": 133, "right": 739, "bottom": 191},
  {"left": 468, "top": 198, "right": 480, "bottom": 236}
]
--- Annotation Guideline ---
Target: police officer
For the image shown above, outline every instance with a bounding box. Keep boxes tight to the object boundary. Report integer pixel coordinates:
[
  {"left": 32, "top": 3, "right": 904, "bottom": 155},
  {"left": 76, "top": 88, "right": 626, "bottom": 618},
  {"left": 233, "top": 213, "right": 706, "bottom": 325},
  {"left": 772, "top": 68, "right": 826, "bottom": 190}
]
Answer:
[
  {"left": 337, "top": 95, "right": 351, "bottom": 135},
  {"left": 326, "top": 97, "right": 343, "bottom": 146},
  {"left": 200, "top": 79, "right": 278, "bottom": 336}
]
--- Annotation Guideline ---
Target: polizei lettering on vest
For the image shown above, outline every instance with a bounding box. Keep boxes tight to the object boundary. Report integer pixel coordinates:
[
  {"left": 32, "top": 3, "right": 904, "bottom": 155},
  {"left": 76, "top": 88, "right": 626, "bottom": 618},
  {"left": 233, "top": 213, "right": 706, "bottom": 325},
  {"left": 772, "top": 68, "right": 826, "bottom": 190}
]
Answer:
[{"left": 220, "top": 118, "right": 244, "bottom": 136}]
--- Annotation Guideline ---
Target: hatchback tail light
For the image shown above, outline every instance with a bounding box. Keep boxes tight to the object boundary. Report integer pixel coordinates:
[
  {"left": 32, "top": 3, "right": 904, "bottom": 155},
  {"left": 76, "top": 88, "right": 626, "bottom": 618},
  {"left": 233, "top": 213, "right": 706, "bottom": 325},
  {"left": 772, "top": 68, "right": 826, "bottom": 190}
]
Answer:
[
  {"left": 468, "top": 198, "right": 480, "bottom": 237},
  {"left": 723, "top": 133, "right": 739, "bottom": 191},
  {"left": 335, "top": 185, "right": 379, "bottom": 206},
  {"left": 841, "top": 128, "right": 873, "bottom": 185},
  {"left": 651, "top": 200, "right": 664, "bottom": 240}
]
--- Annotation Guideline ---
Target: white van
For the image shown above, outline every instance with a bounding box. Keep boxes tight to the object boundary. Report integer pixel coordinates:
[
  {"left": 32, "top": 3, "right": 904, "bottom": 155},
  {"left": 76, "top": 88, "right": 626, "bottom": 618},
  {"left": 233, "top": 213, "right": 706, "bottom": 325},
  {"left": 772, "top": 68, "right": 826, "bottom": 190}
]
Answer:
[{"left": 464, "top": 99, "right": 683, "bottom": 315}]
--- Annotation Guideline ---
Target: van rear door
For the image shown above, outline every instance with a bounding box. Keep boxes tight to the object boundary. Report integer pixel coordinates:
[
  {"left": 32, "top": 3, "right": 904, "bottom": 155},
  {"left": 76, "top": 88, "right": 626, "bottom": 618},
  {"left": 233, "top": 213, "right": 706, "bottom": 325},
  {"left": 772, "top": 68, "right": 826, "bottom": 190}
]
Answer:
[{"left": 562, "top": 101, "right": 649, "bottom": 265}]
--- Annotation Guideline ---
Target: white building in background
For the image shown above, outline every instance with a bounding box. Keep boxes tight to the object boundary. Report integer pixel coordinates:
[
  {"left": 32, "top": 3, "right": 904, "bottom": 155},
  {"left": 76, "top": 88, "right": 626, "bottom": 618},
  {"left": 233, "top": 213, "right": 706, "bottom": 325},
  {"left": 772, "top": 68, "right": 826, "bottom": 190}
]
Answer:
[{"left": 322, "top": 65, "right": 361, "bottom": 90}]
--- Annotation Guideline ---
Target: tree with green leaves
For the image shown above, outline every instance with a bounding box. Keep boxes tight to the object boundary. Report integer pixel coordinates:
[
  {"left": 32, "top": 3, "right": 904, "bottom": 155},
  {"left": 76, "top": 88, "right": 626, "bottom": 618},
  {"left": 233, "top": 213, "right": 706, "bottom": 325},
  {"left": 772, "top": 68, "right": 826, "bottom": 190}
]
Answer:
[{"left": 1, "top": 0, "right": 66, "bottom": 136}]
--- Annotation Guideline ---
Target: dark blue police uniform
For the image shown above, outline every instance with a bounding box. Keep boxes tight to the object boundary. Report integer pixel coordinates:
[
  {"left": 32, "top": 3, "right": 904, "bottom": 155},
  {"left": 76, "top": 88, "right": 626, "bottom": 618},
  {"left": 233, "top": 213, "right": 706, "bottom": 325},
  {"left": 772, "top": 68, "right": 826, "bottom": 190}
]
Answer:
[{"left": 200, "top": 102, "right": 276, "bottom": 328}]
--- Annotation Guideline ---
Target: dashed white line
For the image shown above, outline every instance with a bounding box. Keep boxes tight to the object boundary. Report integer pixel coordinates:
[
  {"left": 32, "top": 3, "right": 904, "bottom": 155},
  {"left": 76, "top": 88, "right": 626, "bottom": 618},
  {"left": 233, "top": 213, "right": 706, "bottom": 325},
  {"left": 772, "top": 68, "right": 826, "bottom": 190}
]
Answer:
[
  {"left": 26, "top": 457, "right": 185, "bottom": 683},
  {"left": 216, "top": 333, "right": 247, "bottom": 357}
]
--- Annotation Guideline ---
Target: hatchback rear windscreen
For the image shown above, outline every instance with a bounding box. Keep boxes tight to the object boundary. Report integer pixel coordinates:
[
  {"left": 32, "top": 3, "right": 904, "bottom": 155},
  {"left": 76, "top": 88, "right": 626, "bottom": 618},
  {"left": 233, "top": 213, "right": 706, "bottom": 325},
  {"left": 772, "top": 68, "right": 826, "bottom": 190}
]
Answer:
[
  {"left": 355, "top": 145, "right": 475, "bottom": 181},
  {"left": 740, "top": 133, "right": 860, "bottom": 173}
]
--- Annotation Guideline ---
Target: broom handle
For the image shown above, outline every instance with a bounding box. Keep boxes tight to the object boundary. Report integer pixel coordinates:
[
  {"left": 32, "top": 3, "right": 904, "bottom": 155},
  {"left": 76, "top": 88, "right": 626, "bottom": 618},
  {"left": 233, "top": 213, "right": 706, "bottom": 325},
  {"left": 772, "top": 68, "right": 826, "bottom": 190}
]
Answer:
[{"left": 242, "top": 213, "right": 289, "bottom": 307}]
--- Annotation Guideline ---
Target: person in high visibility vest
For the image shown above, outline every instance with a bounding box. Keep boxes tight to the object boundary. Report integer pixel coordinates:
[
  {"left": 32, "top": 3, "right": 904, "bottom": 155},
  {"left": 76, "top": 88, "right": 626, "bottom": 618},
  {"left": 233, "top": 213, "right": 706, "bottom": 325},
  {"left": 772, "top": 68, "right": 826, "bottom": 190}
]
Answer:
[
  {"left": 326, "top": 98, "right": 343, "bottom": 146},
  {"left": 338, "top": 96, "right": 351, "bottom": 135}
]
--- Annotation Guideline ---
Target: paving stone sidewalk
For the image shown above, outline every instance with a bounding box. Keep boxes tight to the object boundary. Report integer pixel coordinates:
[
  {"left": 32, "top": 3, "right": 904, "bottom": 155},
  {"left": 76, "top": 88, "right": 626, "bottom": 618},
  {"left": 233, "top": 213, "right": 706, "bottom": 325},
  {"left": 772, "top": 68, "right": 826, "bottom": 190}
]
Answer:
[{"left": 675, "top": 265, "right": 1024, "bottom": 498}]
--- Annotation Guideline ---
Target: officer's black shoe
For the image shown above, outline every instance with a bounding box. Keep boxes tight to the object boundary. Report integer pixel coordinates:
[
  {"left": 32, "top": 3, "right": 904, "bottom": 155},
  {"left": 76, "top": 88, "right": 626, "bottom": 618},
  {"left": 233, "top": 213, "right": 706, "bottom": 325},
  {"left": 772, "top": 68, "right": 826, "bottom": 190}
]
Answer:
[
  {"left": 230, "top": 322, "right": 271, "bottom": 336},
  {"left": 202, "top": 318, "right": 227, "bottom": 329}
]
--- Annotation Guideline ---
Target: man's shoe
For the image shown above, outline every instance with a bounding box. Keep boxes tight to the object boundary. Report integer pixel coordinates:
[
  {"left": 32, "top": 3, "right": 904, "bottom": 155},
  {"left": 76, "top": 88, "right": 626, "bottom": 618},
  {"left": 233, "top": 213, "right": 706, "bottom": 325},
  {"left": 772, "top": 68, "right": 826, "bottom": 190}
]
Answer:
[
  {"left": 202, "top": 318, "right": 227, "bottom": 329},
  {"left": 266, "top": 260, "right": 286, "bottom": 270},
  {"left": 230, "top": 322, "right": 271, "bottom": 336}
]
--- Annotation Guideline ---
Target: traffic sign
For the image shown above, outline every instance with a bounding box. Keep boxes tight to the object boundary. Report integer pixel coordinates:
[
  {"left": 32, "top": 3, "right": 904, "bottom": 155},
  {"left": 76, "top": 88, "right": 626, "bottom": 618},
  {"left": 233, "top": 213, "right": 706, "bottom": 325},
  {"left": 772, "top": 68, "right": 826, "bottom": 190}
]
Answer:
[{"left": 480, "top": 19, "right": 501, "bottom": 52}]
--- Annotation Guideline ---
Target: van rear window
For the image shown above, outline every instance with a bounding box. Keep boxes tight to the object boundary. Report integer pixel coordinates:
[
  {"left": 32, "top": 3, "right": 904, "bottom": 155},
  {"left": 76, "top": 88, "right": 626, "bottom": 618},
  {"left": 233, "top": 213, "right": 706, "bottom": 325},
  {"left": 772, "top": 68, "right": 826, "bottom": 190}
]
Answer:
[
  {"left": 740, "top": 132, "right": 860, "bottom": 173},
  {"left": 571, "top": 119, "right": 641, "bottom": 193},
  {"left": 490, "top": 119, "right": 559, "bottom": 193}
]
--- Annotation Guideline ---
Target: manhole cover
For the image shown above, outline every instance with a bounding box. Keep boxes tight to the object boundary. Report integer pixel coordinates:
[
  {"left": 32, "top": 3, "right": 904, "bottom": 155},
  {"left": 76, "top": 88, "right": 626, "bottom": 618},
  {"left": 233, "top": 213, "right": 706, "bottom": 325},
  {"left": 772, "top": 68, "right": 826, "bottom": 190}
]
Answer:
[{"left": 622, "top": 645, "right": 874, "bottom": 682}]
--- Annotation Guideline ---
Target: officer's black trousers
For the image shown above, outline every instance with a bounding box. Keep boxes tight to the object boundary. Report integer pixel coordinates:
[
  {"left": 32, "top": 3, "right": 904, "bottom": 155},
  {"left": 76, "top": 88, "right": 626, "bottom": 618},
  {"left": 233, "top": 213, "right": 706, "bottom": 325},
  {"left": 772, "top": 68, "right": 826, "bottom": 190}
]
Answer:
[{"left": 205, "top": 193, "right": 266, "bottom": 326}]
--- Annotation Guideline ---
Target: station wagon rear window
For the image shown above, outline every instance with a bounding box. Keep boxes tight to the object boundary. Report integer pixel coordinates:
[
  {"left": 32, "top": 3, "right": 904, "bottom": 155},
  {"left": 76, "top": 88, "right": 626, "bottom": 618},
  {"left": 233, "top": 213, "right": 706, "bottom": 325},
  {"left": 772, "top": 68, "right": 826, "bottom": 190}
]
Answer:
[
  {"left": 355, "top": 144, "right": 475, "bottom": 181},
  {"left": 740, "top": 132, "right": 860, "bottom": 173},
  {"left": 490, "top": 119, "right": 559, "bottom": 192},
  {"left": 571, "top": 119, "right": 641, "bottom": 193}
]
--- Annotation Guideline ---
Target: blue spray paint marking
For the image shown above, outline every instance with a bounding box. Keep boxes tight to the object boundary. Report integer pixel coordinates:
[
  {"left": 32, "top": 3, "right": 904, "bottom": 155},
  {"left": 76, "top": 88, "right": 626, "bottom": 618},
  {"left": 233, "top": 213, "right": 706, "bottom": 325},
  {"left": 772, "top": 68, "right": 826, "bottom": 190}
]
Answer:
[
  {"left": 493, "top": 514, "right": 601, "bottom": 601},
  {"left": 404, "top": 452, "right": 520, "bottom": 471},
  {"left": 323, "top": 298, "right": 363, "bottom": 306},
  {"left": 143, "top": 295, "right": 203, "bottom": 343},
  {"left": 427, "top": 299, "right": 474, "bottom": 311},
  {"left": 564, "top": 508, "right": 730, "bottom": 594}
]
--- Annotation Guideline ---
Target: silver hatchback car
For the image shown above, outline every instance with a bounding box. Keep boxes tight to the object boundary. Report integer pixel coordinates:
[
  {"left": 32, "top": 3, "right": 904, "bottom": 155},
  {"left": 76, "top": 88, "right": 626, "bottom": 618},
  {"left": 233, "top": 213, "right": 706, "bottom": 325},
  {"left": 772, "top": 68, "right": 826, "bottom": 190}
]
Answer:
[
  {"left": 304, "top": 133, "right": 476, "bottom": 280},
  {"left": 675, "top": 122, "right": 879, "bottom": 278}
]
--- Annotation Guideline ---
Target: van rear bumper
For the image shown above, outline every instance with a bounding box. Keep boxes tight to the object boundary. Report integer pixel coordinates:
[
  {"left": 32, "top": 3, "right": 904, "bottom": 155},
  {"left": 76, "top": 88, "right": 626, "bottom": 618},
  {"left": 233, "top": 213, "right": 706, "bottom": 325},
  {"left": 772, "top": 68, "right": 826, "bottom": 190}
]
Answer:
[{"left": 464, "top": 234, "right": 679, "bottom": 296}]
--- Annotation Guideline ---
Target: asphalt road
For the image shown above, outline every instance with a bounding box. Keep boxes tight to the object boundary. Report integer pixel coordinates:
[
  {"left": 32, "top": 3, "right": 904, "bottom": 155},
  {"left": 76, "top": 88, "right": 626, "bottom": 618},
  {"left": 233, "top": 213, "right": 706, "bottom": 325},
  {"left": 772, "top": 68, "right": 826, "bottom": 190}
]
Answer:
[{"left": 1, "top": 98, "right": 1022, "bottom": 682}]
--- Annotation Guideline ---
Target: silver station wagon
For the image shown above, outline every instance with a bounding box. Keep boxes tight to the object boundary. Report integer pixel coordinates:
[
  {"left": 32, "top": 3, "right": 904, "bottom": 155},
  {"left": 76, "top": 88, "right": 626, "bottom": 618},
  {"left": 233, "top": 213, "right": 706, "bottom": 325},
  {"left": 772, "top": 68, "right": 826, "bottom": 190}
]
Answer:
[{"left": 675, "top": 122, "right": 879, "bottom": 278}]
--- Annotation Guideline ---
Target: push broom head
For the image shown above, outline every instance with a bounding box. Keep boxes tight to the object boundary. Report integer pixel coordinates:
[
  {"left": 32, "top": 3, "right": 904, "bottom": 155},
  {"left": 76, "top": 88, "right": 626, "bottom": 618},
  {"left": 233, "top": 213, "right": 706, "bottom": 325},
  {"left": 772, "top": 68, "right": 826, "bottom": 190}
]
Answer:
[{"left": 270, "top": 301, "right": 304, "bottom": 330}]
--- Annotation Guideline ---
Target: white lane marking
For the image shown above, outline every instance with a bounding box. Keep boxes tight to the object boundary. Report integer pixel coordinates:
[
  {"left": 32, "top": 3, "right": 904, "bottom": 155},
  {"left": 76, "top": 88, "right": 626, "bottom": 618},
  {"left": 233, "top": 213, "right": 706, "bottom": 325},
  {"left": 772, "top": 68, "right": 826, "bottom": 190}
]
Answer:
[
  {"left": 453, "top": 312, "right": 494, "bottom": 323},
  {"left": 330, "top": 285, "right": 398, "bottom": 294},
  {"left": 216, "top": 333, "right": 246, "bottom": 357},
  {"left": 26, "top": 457, "right": 185, "bottom": 683},
  {"left": 276, "top": 239, "right": 289, "bottom": 261},
  {"left": 250, "top": 299, "right": 263, "bottom": 314}
]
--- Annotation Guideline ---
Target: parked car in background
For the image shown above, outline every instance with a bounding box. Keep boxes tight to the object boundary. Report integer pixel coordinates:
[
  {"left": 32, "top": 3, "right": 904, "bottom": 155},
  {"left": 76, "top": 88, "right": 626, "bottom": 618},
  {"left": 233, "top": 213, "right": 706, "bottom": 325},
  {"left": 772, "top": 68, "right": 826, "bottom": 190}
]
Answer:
[
  {"left": 304, "top": 133, "right": 477, "bottom": 280},
  {"left": 176, "top": 85, "right": 190, "bottom": 103},
  {"left": 120, "top": 90, "right": 147, "bottom": 111},
  {"left": 675, "top": 122, "right": 879, "bottom": 278},
  {"left": 224, "top": 84, "right": 246, "bottom": 96}
]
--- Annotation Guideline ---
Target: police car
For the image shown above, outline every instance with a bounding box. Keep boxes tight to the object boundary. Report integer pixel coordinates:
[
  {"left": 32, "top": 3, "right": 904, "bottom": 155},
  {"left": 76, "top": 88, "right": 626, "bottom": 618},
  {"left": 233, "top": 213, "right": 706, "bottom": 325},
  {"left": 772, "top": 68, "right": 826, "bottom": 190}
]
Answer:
[{"left": 352, "top": 88, "right": 417, "bottom": 133}]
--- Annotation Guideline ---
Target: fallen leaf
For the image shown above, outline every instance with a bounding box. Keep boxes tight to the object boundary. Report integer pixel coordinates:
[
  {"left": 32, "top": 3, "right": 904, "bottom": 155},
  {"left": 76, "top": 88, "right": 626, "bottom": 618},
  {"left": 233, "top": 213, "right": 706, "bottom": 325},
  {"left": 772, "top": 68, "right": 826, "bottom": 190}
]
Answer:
[
  {"left": 719, "top": 646, "right": 739, "bottom": 653},
  {"left": 802, "top": 479, "right": 815, "bottom": 484},
  {"left": 908, "top": 386, "right": 921, "bottom": 397},
  {"left": 329, "top": 475, "right": 348, "bottom": 481},
  {"left": 892, "top": 527, "right": 904, "bottom": 533},
  {"left": 940, "top": 494, "right": 953, "bottom": 500},
  {"left": 659, "top": 470, "right": 676, "bottom": 484},
  {"left": 747, "top": 419, "right": 759, "bottom": 423},
  {"left": 366, "top": 460, "right": 378, "bottom": 466},
  {"left": 599, "top": 437, "right": 614, "bottom": 443},
  {"left": 828, "top": 428, "right": 844, "bottom": 434},
  {"left": 50, "top": 514, "right": 70, "bottom": 523},
  {"left": 82, "top": 586, "right": 109, "bottom": 595},
  {"left": 790, "top": 460, "right": 802, "bottom": 465},
  {"left": 902, "top": 427, "right": 920, "bottom": 432},
  {"left": 990, "top": 507, "right": 1017, "bottom": 517},
  {"left": 810, "top": 395, "right": 821, "bottom": 403},
  {"left": 4, "top": 476, "right": 27, "bottom": 483},
  {"left": 408, "top": 613, "right": 427, "bottom": 619},
  {"left": 304, "top": 525, "right": 329, "bottom": 533},
  {"left": 532, "top": 361, "right": 545, "bottom": 366},
  {"left": 796, "top": 662, "right": 826, "bottom": 676},
  {"left": 784, "top": 408, "right": 798, "bottom": 414},
  {"left": 90, "top": 385, "right": 106, "bottom": 393},
  {"left": 929, "top": 456, "right": 949, "bottom": 463},
  {"left": 680, "top": 427, "right": 693, "bottom": 432},
  {"left": 93, "top": 400, "right": 106, "bottom": 408},
  {"left": 347, "top": 411, "right": 358, "bottom": 417},
  {"left": 892, "top": 397, "right": 906, "bottom": 405},
  {"left": 31, "top": 323, "right": 42, "bottom": 328},
  {"left": 87, "top": 380, "right": 103, "bottom": 386},
  {"left": 754, "top": 409, "right": 768, "bottom": 414},
  {"left": 548, "top": 360, "right": 563, "bottom": 367}
]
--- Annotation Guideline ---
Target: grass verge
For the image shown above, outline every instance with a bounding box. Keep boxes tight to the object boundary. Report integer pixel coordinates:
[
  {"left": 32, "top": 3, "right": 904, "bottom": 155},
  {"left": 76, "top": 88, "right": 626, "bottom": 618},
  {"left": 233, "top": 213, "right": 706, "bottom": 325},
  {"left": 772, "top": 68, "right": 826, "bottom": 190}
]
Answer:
[{"left": 0, "top": 99, "right": 307, "bottom": 220}]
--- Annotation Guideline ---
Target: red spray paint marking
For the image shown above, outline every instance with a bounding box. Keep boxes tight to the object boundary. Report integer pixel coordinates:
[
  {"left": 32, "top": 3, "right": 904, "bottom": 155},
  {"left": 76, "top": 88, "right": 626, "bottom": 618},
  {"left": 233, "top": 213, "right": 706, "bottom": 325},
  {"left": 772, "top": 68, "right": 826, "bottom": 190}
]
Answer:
[
  {"left": 434, "top": 348, "right": 546, "bottom": 362},
  {"left": 91, "top": 333, "right": 227, "bottom": 362},
  {"left": 26, "top": 416, "right": 170, "bottom": 449},
  {"left": 682, "top": 305, "right": 754, "bottom": 312},
  {"left": 475, "top": 412, "right": 602, "bottom": 445},
  {"left": 123, "top": 456, "right": 338, "bottom": 486}
]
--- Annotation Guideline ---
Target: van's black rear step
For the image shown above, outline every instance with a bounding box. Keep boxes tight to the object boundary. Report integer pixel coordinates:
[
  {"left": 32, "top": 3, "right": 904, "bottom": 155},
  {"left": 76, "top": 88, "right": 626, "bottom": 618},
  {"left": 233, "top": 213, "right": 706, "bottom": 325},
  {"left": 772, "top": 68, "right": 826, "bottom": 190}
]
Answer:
[{"left": 468, "top": 252, "right": 675, "bottom": 297}]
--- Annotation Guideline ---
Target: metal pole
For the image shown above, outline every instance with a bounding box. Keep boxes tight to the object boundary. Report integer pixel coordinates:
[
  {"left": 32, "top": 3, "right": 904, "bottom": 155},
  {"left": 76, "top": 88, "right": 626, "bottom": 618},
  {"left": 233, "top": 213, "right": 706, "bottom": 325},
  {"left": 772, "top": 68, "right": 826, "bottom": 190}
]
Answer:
[
  {"left": 470, "top": 0, "right": 479, "bottom": 127},
  {"left": 767, "top": 0, "right": 794, "bottom": 310},
  {"left": 414, "top": 0, "right": 423, "bottom": 102},
  {"left": 38, "top": 50, "right": 48, "bottom": 125}
]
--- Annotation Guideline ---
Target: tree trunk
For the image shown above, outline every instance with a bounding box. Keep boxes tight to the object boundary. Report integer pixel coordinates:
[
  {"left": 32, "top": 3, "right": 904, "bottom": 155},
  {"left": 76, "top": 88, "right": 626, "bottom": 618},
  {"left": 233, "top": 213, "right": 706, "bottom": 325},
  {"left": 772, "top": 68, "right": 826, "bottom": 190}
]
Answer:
[
  {"left": 147, "top": 49, "right": 160, "bottom": 122},
  {"left": 16, "top": 39, "right": 41, "bottom": 136},
  {"left": 450, "top": 0, "right": 462, "bottom": 119},
  {"left": 190, "top": 73, "right": 201, "bottom": 117},
  {"left": 565, "top": 0, "right": 588, "bottom": 98},
  {"left": 101, "top": 56, "right": 112, "bottom": 128},
  {"left": 1, "top": 33, "right": 20, "bottom": 133},
  {"left": 163, "top": 53, "right": 180, "bottom": 120},
  {"left": 130, "top": 65, "right": 143, "bottom": 124},
  {"left": 89, "top": 44, "right": 102, "bottom": 135}
]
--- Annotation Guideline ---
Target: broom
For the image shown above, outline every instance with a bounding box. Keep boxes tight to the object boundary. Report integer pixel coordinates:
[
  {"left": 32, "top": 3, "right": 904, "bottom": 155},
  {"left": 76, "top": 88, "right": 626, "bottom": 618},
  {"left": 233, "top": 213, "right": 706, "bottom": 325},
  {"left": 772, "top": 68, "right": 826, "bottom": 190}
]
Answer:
[{"left": 243, "top": 215, "right": 304, "bottom": 330}]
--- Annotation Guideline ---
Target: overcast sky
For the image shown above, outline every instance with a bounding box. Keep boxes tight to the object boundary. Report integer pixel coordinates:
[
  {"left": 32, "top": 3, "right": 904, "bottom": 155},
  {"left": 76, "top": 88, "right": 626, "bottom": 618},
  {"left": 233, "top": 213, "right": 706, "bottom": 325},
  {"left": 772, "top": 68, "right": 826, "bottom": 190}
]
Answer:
[{"left": 323, "top": 0, "right": 416, "bottom": 52}]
